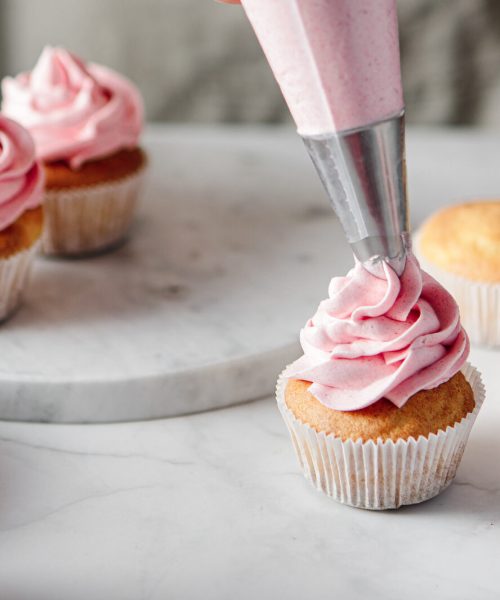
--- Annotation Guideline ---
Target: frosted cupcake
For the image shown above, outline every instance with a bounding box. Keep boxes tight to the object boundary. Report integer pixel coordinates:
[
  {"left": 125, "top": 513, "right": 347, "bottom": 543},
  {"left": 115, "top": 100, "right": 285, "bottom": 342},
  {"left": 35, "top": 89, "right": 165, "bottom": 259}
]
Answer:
[
  {"left": 415, "top": 201, "right": 500, "bottom": 346},
  {"left": 0, "top": 115, "right": 43, "bottom": 319},
  {"left": 2, "top": 46, "right": 146, "bottom": 256},
  {"left": 277, "top": 254, "right": 484, "bottom": 510}
]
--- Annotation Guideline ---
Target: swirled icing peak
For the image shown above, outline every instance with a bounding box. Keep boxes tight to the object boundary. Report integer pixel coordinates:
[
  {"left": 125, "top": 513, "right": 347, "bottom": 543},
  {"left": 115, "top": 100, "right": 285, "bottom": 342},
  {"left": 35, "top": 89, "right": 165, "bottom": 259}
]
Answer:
[
  {"left": 0, "top": 115, "right": 43, "bottom": 231},
  {"left": 285, "top": 254, "right": 469, "bottom": 411},
  {"left": 1, "top": 46, "right": 143, "bottom": 168}
]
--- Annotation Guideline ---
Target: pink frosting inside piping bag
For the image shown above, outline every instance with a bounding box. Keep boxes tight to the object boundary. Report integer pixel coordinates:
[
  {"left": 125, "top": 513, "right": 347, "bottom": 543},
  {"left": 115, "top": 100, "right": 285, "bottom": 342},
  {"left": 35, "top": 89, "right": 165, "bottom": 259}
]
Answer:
[
  {"left": 0, "top": 116, "right": 43, "bottom": 231},
  {"left": 241, "top": 0, "right": 404, "bottom": 134},
  {"left": 1, "top": 46, "right": 143, "bottom": 169},
  {"left": 285, "top": 254, "right": 469, "bottom": 411}
]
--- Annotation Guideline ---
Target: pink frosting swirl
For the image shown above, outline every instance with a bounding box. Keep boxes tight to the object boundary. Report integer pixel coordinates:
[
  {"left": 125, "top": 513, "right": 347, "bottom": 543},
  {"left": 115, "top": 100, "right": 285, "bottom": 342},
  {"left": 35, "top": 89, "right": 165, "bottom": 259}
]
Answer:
[
  {"left": 285, "top": 254, "right": 469, "bottom": 411},
  {"left": 1, "top": 46, "right": 143, "bottom": 169},
  {"left": 0, "top": 115, "right": 43, "bottom": 231}
]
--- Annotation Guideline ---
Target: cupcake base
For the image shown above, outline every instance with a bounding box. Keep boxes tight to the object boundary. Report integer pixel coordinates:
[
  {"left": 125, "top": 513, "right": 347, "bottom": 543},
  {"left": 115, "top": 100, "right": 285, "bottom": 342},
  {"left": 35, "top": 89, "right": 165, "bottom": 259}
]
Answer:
[
  {"left": 42, "top": 168, "right": 145, "bottom": 257},
  {"left": 0, "top": 241, "right": 40, "bottom": 321},
  {"left": 276, "top": 364, "right": 484, "bottom": 510}
]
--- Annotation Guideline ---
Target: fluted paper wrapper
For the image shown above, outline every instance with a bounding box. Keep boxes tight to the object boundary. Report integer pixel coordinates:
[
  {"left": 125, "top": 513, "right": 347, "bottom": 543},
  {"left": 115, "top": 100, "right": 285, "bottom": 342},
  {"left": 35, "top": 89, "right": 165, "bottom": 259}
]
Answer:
[
  {"left": 42, "top": 167, "right": 145, "bottom": 257},
  {"left": 0, "top": 241, "right": 40, "bottom": 321},
  {"left": 276, "top": 364, "right": 484, "bottom": 510},
  {"left": 415, "top": 233, "right": 500, "bottom": 347}
]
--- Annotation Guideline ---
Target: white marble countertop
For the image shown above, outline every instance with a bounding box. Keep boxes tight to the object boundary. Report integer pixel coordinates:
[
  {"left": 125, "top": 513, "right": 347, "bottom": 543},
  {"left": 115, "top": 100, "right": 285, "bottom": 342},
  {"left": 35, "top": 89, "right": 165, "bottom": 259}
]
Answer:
[{"left": 0, "top": 126, "right": 499, "bottom": 599}]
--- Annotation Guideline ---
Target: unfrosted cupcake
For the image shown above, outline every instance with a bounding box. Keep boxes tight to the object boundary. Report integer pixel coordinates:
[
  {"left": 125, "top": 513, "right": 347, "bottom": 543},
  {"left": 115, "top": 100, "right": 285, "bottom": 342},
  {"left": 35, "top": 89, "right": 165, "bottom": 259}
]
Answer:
[
  {"left": 0, "top": 115, "right": 43, "bottom": 319},
  {"left": 2, "top": 46, "right": 146, "bottom": 256},
  {"left": 415, "top": 201, "right": 500, "bottom": 346},
  {"left": 277, "top": 254, "right": 484, "bottom": 510}
]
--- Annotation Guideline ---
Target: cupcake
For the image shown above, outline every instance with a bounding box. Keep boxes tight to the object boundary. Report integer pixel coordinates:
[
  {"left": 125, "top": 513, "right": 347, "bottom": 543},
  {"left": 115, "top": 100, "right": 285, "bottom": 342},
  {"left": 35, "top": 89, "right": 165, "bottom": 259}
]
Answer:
[
  {"left": 1, "top": 46, "right": 146, "bottom": 256},
  {"left": 0, "top": 115, "right": 43, "bottom": 319},
  {"left": 415, "top": 201, "right": 500, "bottom": 346},
  {"left": 277, "top": 254, "right": 484, "bottom": 510}
]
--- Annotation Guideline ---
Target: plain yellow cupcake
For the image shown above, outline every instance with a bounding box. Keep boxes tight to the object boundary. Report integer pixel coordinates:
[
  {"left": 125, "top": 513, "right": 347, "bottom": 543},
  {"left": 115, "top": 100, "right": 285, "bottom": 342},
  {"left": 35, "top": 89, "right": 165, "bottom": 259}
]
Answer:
[
  {"left": 416, "top": 200, "right": 500, "bottom": 346},
  {"left": 418, "top": 200, "right": 500, "bottom": 282}
]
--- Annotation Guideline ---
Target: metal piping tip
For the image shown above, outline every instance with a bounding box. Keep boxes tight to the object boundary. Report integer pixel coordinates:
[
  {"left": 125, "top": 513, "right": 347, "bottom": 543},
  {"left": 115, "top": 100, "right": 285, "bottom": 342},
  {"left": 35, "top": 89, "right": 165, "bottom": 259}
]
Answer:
[{"left": 302, "top": 112, "right": 408, "bottom": 275}]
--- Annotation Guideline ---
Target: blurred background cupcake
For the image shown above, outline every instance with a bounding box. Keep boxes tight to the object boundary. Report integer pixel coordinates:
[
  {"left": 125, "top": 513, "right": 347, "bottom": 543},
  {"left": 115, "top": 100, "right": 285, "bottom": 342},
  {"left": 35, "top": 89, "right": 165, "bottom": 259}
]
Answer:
[
  {"left": 415, "top": 200, "right": 500, "bottom": 347},
  {"left": 1, "top": 46, "right": 146, "bottom": 257},
  {"left": 0, "top": 115, "right": 43, "bottom": 319},
  {"left": 277, "top": 254, "right": 484, "bottom": 510}
]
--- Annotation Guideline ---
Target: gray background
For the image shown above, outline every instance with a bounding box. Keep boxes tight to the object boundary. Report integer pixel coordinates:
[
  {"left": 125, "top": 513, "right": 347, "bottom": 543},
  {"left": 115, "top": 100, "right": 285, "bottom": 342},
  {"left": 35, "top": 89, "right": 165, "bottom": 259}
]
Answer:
[{"left": 1, "top": 0, "right": 500, "bottom": 126}]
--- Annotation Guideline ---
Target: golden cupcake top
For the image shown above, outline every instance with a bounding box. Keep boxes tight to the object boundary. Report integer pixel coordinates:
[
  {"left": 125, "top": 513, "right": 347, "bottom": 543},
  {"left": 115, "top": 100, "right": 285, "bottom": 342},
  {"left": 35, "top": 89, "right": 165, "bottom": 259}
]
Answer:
[
  {"left": 418, "top": 200, "right": 500, "bottom": 282},
  {"left": 44, "top": 148, "right": 146, "bottom": 190},
  {"left": 285, "top": 372, "right": 474, "bottom": 442},
  {"left": 0, "top": 207, "right": 44, "bottom": 259}
]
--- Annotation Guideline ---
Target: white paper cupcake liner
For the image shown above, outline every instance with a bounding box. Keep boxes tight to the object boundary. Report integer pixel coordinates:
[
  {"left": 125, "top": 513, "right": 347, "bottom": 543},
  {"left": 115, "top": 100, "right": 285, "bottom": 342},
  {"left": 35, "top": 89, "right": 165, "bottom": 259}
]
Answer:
[
  {"left": 414, "top": 232, "right": 500, "bottom": 347},
  {"left": 0, "top": 240, "right": 40, "bottom": 322},
  {"left": 41, "top": 166, "right": 146, "bottom": 257},
  {"left": 276, "top": 363, "right": 484, "bottom": 510}
]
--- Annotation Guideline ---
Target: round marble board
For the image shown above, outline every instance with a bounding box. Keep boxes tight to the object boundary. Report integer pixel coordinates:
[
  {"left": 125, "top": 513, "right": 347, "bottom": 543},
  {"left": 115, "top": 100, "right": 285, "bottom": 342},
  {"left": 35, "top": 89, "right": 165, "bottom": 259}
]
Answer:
[{"left": 1, "top": 126, "right": 498, "bottom": 422}]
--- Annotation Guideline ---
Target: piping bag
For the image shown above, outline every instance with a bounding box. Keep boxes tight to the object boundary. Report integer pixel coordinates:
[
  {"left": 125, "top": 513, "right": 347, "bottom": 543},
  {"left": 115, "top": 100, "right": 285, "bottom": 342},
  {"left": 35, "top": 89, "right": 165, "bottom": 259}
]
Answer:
[{"left": 240, "top": 0, "right": 409, "bottom": 274}]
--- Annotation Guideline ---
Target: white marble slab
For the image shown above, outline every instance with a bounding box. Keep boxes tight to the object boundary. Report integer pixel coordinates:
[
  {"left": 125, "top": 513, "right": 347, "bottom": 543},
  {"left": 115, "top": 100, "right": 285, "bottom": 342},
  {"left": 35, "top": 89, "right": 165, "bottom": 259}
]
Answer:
[
  {"left": 1, "top": 125, "right": 500, "bottom": 423},
  {"left": 0, "top": 126, "right": 352, "bottom": 422},
  {"left": 0, "top": 342, "right": 497, "bottom": 599}
]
